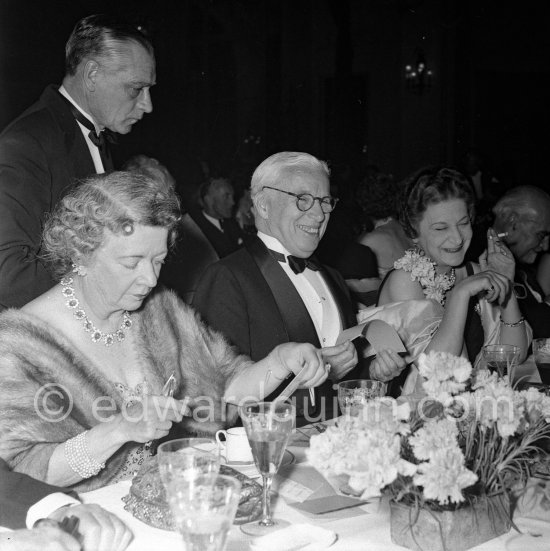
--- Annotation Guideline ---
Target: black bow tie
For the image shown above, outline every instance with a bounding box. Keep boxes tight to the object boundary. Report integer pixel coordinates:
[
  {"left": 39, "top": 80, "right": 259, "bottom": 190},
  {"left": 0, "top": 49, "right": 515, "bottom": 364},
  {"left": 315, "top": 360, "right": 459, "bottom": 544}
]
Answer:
[
  {"left": 268, "top": 249, "right": 321, "bottom": 274},
  {"left": 59, "top": 92, "right": 117, "bottom": 148}
]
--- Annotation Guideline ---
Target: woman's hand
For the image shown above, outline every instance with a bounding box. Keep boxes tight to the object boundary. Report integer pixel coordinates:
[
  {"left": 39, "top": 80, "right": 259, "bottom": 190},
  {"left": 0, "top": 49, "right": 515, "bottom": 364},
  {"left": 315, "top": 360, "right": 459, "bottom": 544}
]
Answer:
[
  {"left": 369, "top": 349, "right": 407, "bottom": 382},
  {"left": 116, "top": 396, "right": 185, "bottom": 443},
  {"left": 479, "top": 228, "right": 515, "bottom": 281},
  {"left": 453, "top": 269, "right": 511, "bottom": 305},
  {"left": 274, "top": 342, "right": 328, "bottom": 388}
]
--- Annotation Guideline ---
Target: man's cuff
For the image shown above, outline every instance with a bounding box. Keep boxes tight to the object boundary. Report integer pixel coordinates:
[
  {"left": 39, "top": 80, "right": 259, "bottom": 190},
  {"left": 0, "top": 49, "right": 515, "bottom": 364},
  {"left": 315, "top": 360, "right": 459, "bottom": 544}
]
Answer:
[{"left": 26, "top": 493, "right": 80, "bottom": 529}]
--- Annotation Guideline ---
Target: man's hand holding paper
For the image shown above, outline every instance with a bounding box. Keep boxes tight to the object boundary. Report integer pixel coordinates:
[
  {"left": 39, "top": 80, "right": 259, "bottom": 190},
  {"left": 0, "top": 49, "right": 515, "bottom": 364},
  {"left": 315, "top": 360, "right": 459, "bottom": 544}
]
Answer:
[{"left": 321, "top": 341, "right": 358, "bottom": 381}]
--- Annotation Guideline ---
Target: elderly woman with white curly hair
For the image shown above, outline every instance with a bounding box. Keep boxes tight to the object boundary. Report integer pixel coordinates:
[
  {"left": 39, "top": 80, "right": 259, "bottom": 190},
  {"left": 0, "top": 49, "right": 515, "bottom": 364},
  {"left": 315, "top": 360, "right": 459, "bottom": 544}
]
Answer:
[{"left": 0, "top": 171, "right": 328, "bottom": 491}]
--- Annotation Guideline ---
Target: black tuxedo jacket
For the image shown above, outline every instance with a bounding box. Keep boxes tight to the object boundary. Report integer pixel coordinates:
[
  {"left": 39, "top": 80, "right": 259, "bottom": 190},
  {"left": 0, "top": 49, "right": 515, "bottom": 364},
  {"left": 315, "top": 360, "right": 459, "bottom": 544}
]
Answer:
[
  {"left": 0, "top": 85, "right": 113, "bottom": 309},
  {"left": 516, "top": 265, "right": 550, "bottom": 339},
  {"left": 193, "top": 236, "right": 368, "bottom": 425},
  {"left": 160, "top": 209, "right": 245, "bottom": 303},
  {"left": 189, "top": 209, "right": 244, "bottom": 258},
  {"left": 0, "top": 457, "right": 77, "bottom": 529}
]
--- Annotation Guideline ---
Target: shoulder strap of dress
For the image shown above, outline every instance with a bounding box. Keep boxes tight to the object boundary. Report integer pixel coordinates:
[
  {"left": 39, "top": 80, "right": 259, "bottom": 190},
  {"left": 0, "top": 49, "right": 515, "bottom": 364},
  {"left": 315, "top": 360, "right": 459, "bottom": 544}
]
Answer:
[{"left": 375, "top": 268, "right": 395, "bottom": 306}]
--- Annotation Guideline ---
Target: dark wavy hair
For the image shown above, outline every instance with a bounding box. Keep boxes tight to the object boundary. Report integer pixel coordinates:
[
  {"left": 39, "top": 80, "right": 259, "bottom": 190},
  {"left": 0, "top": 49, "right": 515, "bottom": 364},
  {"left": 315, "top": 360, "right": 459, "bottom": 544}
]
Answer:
[
  {"left": 399, "top": 167, "right": 475, "bottom": 239},
  {"left": 42, "top": 171, "right": 181, "bottom": 280},
  {"left": 65, "top": 14, "right": 153, "bottom": 76}
]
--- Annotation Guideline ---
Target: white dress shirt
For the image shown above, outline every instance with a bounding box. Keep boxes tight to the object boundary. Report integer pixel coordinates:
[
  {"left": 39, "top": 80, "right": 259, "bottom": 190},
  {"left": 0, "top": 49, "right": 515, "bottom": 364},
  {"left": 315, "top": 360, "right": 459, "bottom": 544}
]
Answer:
[
  {"left": 58, "top": 85, "right": 105, "bottom": 174},
  {"left": 257, "top": 232, "right": 341, "bottom": 346}
]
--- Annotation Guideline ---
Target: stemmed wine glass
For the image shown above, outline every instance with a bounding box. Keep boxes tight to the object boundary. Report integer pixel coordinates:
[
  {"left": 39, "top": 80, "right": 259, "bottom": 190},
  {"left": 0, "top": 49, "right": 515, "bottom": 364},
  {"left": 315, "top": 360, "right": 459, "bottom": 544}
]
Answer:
[{"left": 239, "top": 401, "right": 295, "bottom": 537}]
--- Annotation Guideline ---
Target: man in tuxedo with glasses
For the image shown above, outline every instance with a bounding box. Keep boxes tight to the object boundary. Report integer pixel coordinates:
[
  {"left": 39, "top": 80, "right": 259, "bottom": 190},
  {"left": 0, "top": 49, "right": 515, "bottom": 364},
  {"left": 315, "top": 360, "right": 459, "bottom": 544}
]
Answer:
[
  {"left": 0, "top": 14, "right": 155, "bottom": 309},
  {"left": 193, "top": 151, "right": 404, "bottom": 426}
]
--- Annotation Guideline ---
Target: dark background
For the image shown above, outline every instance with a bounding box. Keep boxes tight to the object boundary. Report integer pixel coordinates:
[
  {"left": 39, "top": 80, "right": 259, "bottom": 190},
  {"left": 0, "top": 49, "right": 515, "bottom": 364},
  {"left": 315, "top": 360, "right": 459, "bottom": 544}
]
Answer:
[{"left": 2, "top": 0, "right": 549, "bottom": 204}]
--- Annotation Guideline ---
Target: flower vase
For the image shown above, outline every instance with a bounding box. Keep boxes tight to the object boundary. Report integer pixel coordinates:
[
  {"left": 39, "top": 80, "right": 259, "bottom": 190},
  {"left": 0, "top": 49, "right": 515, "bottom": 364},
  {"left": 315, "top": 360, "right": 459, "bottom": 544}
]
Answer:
[{"left": 389, "top": 494, "right": 511, "bottom": 551}]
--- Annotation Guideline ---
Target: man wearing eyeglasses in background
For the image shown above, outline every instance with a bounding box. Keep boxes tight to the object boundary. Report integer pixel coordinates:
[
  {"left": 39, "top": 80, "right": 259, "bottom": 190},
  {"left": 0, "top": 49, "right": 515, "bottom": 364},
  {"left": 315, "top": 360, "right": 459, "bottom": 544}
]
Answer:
[
  {"left": 193, "top": 151, "right": 405, "bottom": 426},
  {"left": 491, "top": 185, "right": 550, "bottom": 339}
]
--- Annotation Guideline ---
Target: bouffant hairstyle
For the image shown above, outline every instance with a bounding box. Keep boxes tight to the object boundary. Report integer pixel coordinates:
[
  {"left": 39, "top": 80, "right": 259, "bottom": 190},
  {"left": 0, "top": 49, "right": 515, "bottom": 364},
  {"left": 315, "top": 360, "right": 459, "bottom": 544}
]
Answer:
[
  {"left": 356, "top": 172, "right": 398, "bottom": 219},
  {"left": 42, "top": 171, "right": 181, "bottom": 280},
  {"left": 399, "top": 167, "right": 475, "bottom": 239}
]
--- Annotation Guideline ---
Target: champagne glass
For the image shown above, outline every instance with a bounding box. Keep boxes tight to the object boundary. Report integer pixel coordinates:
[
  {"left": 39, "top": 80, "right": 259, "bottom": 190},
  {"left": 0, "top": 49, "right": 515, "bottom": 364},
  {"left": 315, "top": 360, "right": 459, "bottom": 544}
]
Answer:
[
  {"left": 157, "top": 438, "right": 220, "bottom": 489},
  {"left": 166, "top": 473, "right": 241, "bottom": 551},
  {"left": 239, "top": 401, "right": 295, "bottom": 536},
  {"left": 337, "top": 379, "right": 386, "bottom": 417},
  {"left": 482, "top": 344, "right": 521, "bottom": 381}
]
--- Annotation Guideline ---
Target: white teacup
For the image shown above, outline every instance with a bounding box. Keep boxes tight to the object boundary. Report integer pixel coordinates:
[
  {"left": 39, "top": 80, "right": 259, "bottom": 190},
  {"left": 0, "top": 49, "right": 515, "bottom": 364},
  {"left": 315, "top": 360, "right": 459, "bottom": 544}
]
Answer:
[{"left": 215, "top": 426, "right": 253, "bottom": 464}]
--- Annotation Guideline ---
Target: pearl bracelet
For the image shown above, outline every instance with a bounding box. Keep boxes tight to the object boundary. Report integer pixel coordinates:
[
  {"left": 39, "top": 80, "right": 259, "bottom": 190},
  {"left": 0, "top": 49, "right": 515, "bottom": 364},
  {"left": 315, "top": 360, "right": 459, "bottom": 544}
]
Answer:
[
  {"left": 65, "top": 431, "right": 105, "bottom": 479},
  {"left": 500, "top": 317, "right": 525, "bottom": 327}
]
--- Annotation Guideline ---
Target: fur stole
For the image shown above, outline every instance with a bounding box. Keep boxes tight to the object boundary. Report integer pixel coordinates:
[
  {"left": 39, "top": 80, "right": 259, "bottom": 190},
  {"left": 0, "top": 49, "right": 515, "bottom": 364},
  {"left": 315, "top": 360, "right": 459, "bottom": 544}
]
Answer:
[{"left": 0, "top": 287, "right": 251, "bottom": 491}]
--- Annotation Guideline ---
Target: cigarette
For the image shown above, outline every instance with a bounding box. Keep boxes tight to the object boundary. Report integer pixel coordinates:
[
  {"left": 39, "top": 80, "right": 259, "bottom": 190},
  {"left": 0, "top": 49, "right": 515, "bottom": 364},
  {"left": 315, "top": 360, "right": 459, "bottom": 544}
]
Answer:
[
  {"left": 496, "top": 232, "right": 508, "bottom": 239},
  {"left": 309, "top": 388, "right": 315, "bottom": 407}
]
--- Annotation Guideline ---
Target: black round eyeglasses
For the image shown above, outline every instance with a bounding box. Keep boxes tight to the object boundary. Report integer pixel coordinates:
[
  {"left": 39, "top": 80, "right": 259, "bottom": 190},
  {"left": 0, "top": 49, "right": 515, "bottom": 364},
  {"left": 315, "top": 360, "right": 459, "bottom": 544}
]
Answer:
[{"left": 262, "top": 186, "right": 339, "bottom": 213}]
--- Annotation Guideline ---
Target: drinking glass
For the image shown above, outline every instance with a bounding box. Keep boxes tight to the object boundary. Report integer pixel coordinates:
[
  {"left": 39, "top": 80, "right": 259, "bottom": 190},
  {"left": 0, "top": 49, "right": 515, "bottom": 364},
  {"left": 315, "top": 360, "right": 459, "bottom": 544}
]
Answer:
[
  {"left": 166, "top": 473, "right": 241, "bottom": 551},
  {"left": 533, "top": 338, "right": 550, "bottom": 385},
  {"left": 157, "top": 438, "right": 220, "bottom": 489},
  {"left": 239, "top": 401, "right": 295, "bottom": 537},
  {"left": 482, "top": 344, "right": 521, "bottom": 380},
  {"left": 337, "top": 379, "right": 386, "bottom": 417}
]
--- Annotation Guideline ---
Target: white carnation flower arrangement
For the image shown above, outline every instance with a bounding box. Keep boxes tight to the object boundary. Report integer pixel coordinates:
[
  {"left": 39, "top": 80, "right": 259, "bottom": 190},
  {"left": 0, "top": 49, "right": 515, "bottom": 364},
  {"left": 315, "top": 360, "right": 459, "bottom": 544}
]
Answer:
[{"left": 307, "top": 350, "right": 550, "bottom": 512}]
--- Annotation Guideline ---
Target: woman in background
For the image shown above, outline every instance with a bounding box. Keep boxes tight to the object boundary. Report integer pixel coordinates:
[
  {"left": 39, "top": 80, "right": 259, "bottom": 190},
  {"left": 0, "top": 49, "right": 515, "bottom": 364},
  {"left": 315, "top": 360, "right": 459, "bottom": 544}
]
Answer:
[
  {"left": 356, "top": 172, "right": 413, "bottom": 280},
  {"left": 336, "top": 172, "right": 412, "bottom": 307}
]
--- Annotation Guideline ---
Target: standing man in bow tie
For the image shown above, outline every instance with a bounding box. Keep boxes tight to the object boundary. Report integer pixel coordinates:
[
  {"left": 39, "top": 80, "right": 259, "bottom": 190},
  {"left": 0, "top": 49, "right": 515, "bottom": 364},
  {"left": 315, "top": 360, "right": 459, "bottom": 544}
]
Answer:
[
  {"left": 0, "top": 14, "right": 155, "bottom": 309},
  {"left": 194, "top": 151, "right": 404, "bottom": 426}
]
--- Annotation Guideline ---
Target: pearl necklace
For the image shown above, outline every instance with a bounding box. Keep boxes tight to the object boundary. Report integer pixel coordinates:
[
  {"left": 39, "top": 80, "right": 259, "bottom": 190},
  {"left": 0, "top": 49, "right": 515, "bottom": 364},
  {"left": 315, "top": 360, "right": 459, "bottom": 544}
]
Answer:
[{"left": 60, "top": 276, "right": 132, "bottom": 346}]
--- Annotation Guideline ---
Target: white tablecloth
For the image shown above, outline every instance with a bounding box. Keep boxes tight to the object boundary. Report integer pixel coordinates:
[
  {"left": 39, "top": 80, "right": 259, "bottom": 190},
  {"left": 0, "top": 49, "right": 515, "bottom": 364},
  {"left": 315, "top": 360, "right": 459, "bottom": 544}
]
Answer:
[{"left": 81, "top": 473, "right": 550, "bottom": 550}]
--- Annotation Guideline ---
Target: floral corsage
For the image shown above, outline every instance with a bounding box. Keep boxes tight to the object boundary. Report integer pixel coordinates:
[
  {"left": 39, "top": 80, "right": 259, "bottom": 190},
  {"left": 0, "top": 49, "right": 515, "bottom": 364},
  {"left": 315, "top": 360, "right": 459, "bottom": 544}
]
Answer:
[{"left": 394, "top": 249, "right": 455, "bottom": 305}]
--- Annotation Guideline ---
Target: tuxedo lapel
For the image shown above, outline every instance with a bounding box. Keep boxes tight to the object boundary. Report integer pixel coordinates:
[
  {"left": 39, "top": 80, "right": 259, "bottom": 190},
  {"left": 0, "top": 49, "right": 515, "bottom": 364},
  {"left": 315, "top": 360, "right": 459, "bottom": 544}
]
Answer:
[
  {"left": 247, "top": 237, "right": 321, "bottom": 347},
  {"left": 43, "top": 86, "right": 102, "bottom": 179},
  {"left": 248, "top": 237, "right": 328, "bottom": 422}
]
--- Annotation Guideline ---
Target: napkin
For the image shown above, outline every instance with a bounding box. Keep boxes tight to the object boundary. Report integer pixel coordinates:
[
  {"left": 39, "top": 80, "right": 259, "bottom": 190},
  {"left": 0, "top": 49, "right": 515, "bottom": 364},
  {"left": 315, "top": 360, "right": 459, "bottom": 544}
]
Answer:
[{"left": 249, "top": 523, "right": 337, "bottom": 551}]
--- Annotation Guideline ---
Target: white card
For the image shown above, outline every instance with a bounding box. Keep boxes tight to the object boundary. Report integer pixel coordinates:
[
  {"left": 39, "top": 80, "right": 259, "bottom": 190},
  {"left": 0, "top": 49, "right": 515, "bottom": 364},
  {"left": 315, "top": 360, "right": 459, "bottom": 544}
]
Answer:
[{"left": 336, "top": 319, "right": 406, "bottom": 354}]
